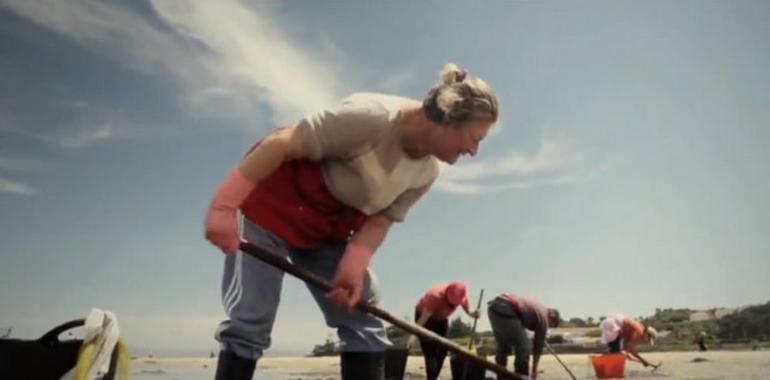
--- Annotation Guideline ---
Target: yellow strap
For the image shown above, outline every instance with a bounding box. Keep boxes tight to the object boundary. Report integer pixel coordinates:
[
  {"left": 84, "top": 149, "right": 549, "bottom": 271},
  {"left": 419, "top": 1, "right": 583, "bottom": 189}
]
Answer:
[
  {"left": 73, "top": 338, "right": 132, "bottom": 380},
  {"left": 116, "top": 338, "right": 132, "bottom": 380},
  {"left": 74, "top": 342, "right": 95, "bottom": 380}
]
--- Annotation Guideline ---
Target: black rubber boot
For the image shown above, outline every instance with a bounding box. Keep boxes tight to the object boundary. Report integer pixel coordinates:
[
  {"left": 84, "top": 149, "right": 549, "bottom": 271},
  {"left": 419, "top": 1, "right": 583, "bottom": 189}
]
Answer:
[
  {"left": 424, "top": 351, "right": 446, "bottom": 380},
  {"left": 341, "top": 351, "right": 385, "bottom": 380},
  {"left": 214, "top": 350, "right": 256, "bottom": 380},
  {"left": 495, "top": 354, "right": 508, "bottom": 380}
]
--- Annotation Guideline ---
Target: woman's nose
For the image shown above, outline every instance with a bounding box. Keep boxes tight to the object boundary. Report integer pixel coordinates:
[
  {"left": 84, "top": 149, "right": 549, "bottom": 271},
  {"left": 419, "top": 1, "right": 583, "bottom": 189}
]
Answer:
[{"left": 468, "top": 141, "right": 479, "bottom": 156}]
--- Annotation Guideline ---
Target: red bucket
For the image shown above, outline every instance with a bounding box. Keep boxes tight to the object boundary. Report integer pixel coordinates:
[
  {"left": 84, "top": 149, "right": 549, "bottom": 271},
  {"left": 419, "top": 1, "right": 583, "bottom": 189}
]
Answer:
[{"left": 590, "top": 354, "right": 626, "bottom": 379}]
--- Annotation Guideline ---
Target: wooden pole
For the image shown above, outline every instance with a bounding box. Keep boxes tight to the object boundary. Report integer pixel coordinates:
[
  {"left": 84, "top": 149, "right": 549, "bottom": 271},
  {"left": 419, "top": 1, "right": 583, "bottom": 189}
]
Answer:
[
  {"left": 545, "top": 342, "right": 577, "bottom": 380},
  {"left": 239, "top": 241, "right": 528, "bottom": 380},
  {"left": 462, "top": 288, "right": 485, "bottom": 380}
]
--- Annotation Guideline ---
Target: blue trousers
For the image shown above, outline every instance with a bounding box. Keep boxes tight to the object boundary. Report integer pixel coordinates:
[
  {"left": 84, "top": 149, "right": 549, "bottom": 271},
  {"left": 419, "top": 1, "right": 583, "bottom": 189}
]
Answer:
[{"left": 214, "top": 219, "right": 390, "bottom": 360}]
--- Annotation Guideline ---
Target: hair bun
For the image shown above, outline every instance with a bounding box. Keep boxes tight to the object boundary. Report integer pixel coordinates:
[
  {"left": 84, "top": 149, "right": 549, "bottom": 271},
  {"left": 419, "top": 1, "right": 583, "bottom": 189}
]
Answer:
[
  {"left": 440, "top": 63, "right": 466, "bottom": 85},
  {"left": 424, "top": 63, "right": 498, "bottom": 125}
]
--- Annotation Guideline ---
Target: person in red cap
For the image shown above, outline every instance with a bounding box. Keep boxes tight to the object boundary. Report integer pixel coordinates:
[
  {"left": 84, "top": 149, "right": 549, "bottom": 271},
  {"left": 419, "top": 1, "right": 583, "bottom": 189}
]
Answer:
[
  {"left": 204, "top": 64, "right": 499, "bottom": 380},
  {"left": 413, "top": 282, "right": 480, "bottom": 380}
]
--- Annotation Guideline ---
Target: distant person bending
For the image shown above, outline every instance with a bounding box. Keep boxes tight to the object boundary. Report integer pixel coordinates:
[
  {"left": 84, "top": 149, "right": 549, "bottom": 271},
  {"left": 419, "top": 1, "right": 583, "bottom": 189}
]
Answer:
[
  {"left": 600, "top": 314, "right": 660, "bottom": 368},
  {"left": 696, "top": 331, "right": 708, "bottom": 352},
  {"left": 413, "top": 282, "right": 480, "bottom": 380},
  {"left": 487, "top": 293, "right": 561, "bottom": 380}
]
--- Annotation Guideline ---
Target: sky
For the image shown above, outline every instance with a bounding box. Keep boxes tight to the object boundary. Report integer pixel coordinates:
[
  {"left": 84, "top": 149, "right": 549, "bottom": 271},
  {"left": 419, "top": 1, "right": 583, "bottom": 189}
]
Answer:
[{"left": 1, "top": 0, "right": 769, "bottom": 356}]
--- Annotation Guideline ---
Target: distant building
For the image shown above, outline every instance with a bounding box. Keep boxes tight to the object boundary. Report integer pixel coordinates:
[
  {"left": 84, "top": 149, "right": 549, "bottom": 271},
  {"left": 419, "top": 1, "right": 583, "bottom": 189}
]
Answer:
[
  {"left": 689, "top": 307, "right": 740, "bottom": 322},
  {"left": 714, "top": 308, "right": 737, "bottom": 319},
  {"left": 689, "top": 311, "right": 713, "bottom": 322}
]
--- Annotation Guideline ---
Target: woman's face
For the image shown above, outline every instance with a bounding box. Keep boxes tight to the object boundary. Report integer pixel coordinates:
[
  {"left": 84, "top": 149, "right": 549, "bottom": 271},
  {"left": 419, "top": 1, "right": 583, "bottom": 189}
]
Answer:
[{"left": 432, "top": 119, "right": 494, "bottom": 164}]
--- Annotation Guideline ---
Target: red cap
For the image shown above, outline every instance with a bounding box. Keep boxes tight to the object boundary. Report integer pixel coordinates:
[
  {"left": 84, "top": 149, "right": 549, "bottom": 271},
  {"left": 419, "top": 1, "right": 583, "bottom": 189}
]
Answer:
[{"left": 445, "top": 282, "right": 467, "bottom": 307}]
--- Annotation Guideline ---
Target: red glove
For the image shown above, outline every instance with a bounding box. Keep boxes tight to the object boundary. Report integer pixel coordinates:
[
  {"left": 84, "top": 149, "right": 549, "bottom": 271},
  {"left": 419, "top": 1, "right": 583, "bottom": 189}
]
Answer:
[
  {"left": 327, "top": 243, "right": 373, "bottom": 309},
  {"left": 204, "top": 168, "right": 255, "bottom": 253}
]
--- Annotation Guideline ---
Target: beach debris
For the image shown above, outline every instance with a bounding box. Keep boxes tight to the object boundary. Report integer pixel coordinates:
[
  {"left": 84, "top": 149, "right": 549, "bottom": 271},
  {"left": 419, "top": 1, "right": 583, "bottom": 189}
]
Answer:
[
  {"left": 137, "top": 368, "right": 165, "bottom": 374},
  {"left": 690, "top": 357, "right": 711, "bottom": 363},
  {"left": 627, "top": 369, "right": 671, "bottom": 377}
]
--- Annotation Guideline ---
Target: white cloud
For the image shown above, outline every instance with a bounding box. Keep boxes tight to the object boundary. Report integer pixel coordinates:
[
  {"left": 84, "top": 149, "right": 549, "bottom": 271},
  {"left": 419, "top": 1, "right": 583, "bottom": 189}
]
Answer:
[
  {"left": 435, "top": 136, "right": 598, "bottom": 194},
  {"left": 0, "top": 0, "right": 187, "bottom": 74},
  {"left": 150, "top": 0, "right": 342, "bottom": 123},
  {"left": 0, "top": 153, "right": 51, "bottom": 196},
  {"left": 57, "top": 122, "right": 117, "bottom": 149},
  {"left": 0, "top": 0, "right": 345, "bottom": 139},
  {"left": 17, "top": 104, "right": 172, "bottom": 149},
  {"left": 0, "top": 176, "right": 38, "bottom": 196}
]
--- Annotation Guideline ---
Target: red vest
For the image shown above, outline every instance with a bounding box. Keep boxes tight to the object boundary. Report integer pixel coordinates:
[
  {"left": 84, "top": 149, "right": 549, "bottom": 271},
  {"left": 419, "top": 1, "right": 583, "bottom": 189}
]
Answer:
[{"left": 240, "top": 143, "right": 366, "bottom": 249}]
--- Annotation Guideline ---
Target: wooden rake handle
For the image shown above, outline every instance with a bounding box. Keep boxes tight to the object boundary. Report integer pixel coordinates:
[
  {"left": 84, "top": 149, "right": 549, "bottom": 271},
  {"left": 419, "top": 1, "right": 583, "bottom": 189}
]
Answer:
[{"left": 239, "top": 241, "right": 528, "bottom": 380}]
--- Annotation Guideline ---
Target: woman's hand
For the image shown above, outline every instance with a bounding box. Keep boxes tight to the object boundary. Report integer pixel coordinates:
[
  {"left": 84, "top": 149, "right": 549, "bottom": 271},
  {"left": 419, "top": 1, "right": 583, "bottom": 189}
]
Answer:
[
  {"left": 204, "top": 169, "right": 255, "bottom": 253},
  {"left": 204, "top": 201, "right": 241, "bottom": 253},
  {"left": 327, "top": 243, "right": 373, "bottom": 309}
]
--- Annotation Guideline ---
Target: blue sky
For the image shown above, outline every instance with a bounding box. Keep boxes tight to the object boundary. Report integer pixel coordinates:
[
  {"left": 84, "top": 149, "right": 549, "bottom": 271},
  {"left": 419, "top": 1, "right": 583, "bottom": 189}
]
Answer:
[{"left": 1, "top": 0, "right": 768, "bottom": 356}]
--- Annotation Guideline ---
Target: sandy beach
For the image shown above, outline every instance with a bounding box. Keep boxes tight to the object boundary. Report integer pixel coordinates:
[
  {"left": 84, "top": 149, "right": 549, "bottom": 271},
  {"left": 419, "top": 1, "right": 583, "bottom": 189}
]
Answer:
[{"left": 133, "top": 350, "right": 770, "bottom": 379}]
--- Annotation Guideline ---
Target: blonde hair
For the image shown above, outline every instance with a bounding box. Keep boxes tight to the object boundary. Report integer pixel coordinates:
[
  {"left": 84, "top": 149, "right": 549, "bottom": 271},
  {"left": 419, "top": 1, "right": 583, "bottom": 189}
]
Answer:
[{"left": 423, "top": 63, "right": 499, "bottom": 125}]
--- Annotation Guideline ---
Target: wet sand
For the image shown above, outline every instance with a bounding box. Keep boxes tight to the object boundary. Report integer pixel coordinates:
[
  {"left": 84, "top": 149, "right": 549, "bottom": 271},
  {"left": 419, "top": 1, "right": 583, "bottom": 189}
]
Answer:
[{"left": 133, "top": 350, "right": 770, "bottom": 379}]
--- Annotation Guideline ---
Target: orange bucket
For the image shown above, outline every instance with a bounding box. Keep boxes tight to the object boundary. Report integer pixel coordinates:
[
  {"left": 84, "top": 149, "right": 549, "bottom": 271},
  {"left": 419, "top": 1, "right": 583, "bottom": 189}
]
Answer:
[{"left": 590, "top": 354, "right": 626, "bottom": 379}]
